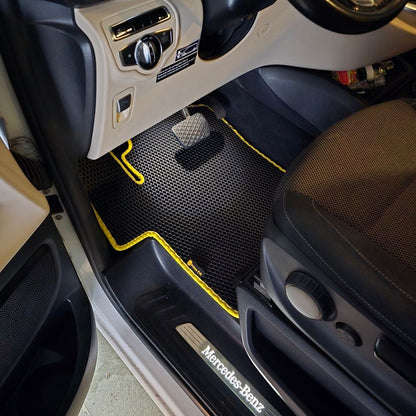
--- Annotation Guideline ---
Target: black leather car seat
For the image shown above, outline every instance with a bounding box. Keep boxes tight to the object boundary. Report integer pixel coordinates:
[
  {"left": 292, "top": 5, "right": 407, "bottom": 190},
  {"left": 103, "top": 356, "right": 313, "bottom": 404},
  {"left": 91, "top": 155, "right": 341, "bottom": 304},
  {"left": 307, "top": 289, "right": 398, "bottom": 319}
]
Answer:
[{"left": 261, "top": 99, "right": 416, "bottom": 414}]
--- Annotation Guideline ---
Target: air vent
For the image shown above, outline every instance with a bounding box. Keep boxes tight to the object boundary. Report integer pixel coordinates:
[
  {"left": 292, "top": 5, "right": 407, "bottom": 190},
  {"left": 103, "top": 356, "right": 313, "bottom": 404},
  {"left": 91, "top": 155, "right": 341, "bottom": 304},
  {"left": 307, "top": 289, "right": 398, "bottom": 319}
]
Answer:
[{"left": 111, "top": 7, "right": 170, "bottom": 41}]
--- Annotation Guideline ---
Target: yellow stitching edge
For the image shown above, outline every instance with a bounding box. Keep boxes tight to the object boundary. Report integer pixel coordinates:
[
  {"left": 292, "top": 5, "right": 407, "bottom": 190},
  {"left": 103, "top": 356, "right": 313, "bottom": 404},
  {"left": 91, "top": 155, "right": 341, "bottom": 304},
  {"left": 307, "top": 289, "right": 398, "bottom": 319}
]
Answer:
[
  {"left": 100, "top": 104, "right": 286, "bottom": 318},
  {"left": 190, "top": 104, "right": 287, "bottom": 173},
  {"left": 114, "top": 104, "right": 286, "bottom": 183},
  {"left": 110, "top": 140, "right": 145, "bottom": 185},
  {"left": 221, "top": 118, "right": 286, "bottom": 173},
  {"left": 92, "top": 206, "right": 240, "bottom": 319}
]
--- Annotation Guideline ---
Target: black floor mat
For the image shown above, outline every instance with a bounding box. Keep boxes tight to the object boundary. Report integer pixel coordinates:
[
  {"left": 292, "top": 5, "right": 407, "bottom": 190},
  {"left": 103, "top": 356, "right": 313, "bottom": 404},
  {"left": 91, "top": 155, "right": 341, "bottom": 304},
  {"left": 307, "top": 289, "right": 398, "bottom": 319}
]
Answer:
[{"left": 79, "top": 106, "right": 284, "bottom": 314}]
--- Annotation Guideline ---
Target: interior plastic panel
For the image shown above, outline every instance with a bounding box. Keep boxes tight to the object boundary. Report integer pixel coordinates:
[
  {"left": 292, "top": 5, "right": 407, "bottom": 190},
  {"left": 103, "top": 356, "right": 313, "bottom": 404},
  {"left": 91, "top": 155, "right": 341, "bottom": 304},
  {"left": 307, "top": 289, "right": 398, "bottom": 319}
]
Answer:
[
  {"left": 0, "top": 0, "right": 113, "bottom": 273},
  {"left": 0, "top": 140, "right": 49, "bottom": 272},
  {"left": 286, "top": 0, "right": 407, "bottom": 34},
  {"left": 259, "top": 223, "right": 416, "bottom": 415},
  {"left": 104, "top": 238, "right": 293, "bottom": 416},
  {"left": 237, "top": 282, "right": 392, "bottom": 416},
  {"left": 100, "top": 2, "right": 179, "bottom": 74},
  {"left": 0, "top": 218, "right": 95, "bottom": 416},
  {"left": 75, "top": 1, "right": 416, "bottom": 159},
  {"left": 235, "top": 67, "right": 365, "bottom": 136},
  {"left": 198, "top": 0, "right": 275, "bottom": 59},
  {"left": 0, "top": 55, "right": 49, "bottom": 272}
]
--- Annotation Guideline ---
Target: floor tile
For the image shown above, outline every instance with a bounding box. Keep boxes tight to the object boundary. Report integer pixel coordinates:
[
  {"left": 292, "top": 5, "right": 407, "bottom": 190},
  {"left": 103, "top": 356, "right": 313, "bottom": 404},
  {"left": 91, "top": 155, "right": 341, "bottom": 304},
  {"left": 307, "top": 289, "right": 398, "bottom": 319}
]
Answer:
[{"left": 80, "top": 332, "right": 163, "bottom": 416}]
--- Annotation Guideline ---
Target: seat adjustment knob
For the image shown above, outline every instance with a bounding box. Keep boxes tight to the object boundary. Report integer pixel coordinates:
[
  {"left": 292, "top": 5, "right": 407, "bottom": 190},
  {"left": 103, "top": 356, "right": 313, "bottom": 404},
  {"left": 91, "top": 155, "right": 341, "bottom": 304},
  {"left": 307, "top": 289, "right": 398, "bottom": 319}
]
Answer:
[
  {"left": 336, "top": 322, "right": 362, "bottom": 346},
  {"left": 285, "top": 272, "right": 335, "bottom": 320}
]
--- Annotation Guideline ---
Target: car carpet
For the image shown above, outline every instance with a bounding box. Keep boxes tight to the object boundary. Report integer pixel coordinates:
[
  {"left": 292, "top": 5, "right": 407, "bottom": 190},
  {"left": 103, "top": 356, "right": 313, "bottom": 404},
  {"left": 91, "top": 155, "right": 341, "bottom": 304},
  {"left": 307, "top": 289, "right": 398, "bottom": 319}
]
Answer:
[{"left": 79, "top": 105, "right": 285, "bottom": 316}]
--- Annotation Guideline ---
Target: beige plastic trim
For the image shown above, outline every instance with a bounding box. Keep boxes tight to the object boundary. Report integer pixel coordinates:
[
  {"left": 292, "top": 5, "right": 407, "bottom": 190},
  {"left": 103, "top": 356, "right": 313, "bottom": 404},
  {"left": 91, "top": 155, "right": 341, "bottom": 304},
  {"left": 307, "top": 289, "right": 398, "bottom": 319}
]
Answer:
[
  {"left": 0, "top": 56, "right": 32, "bottom": 140},
  {"left": 0, "top": 56, "right": 49, "bottom": 272},
  {"left": 0, "top": 141, "right": 49, "bottom": 272},
  {"left": 75, "top": 1, "right": 416, "bottom": 159}
]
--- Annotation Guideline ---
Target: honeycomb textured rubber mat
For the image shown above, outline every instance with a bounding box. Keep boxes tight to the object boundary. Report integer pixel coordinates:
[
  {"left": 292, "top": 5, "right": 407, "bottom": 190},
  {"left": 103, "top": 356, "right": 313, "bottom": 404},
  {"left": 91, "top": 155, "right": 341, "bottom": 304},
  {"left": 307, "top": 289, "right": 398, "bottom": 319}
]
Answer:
[{"left": 79, "top": 106, "right": 284, "bottom": 312}]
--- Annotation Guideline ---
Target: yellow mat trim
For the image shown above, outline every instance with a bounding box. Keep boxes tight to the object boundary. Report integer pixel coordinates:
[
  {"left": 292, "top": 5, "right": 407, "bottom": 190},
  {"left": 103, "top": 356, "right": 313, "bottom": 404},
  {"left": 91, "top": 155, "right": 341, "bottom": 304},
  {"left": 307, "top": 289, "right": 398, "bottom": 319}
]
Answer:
[
  {"left": 190, "top": 103, "right": 287, "bottom": 173},
  {"left": 93, "top": 207, "right": 239, "bottom": 318},
  {"left": 110, "top": 140, "right": 145, "bottom": 185},
  {"left": 222, "top": 118, "right": 286, "bottom": 173},
  {"left": 113, "top": 104, "right": 286, "bottom": 183},
  {"left": 98, "top": 105, "right": 287, "bottom": 319}
]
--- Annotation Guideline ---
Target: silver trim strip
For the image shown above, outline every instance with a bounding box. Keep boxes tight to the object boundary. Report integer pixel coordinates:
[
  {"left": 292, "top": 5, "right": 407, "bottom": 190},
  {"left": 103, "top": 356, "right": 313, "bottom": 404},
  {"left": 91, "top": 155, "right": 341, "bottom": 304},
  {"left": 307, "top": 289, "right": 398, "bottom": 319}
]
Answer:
[
  {"left": 177, "top": 323, "right": 281, "bottom": 416},
  {"left": 405, "top": 3, "right": 416, "bottom": 12},
  {"left": 0, "top": 118, "right": 9, "bottom": 149}
]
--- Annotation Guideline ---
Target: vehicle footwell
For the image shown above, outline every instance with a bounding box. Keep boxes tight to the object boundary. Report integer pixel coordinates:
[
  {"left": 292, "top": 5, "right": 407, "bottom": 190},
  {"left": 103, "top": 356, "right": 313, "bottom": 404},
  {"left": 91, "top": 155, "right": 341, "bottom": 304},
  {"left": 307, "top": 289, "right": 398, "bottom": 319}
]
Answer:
[{"left": 79, "top": 105, "right": 285, "bottom": 316}]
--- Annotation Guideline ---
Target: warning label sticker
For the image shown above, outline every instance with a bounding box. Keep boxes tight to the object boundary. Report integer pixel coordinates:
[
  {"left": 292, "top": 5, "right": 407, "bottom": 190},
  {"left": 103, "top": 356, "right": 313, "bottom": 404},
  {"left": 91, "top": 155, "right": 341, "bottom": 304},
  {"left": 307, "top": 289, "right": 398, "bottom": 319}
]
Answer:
[{"left": 156, "top": 53, "right": 197, "bottom": 83}]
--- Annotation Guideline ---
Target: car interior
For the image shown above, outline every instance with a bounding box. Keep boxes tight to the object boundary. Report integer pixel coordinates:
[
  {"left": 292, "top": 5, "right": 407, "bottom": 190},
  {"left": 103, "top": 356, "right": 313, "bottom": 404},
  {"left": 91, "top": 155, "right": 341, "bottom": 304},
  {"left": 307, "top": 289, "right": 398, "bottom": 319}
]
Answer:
[{"left": 0, "top": 0, "right": 415, "bottom": 415}]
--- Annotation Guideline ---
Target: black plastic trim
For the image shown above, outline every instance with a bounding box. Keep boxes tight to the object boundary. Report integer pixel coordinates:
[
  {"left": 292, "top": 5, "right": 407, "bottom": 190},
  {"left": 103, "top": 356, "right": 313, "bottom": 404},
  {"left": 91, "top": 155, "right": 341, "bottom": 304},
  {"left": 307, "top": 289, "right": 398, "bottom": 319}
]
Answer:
[
  {"left": 0, "top": 0, "right": 113, "bottom": 275},
  {"left": 199, "top": 0, "right": 276, "bottom": 59},
  {"left": 375, "top": 337, "right": 416, "bottom": 386},
  {"left": 0, "top": 217, "right": 94, "bottom": 416},
  {"left": 261, "top": 218, "right": 416, "bottom": 415},
  {"left": 237, "top": 280, "right": 392, "bottom": 416},
  {"left": 287, "top": 0, "right": 407, "bottom": 34},
  {"left": 105, "top": 239, "right": 292, "bottom": 416}
]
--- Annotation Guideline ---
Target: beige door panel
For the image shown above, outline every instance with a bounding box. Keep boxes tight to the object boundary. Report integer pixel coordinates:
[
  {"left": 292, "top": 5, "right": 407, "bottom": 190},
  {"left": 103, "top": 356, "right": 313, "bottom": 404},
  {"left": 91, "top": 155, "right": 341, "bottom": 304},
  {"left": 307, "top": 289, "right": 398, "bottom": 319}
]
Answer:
[
  {"left": 0, "top": 141, "right": 49, "bottom": 272},
  {"left": 0, "top": 56, "right": 32, "bottom": 141},
  {"left": 0, "top": 56, "right": 49, "bottom": 272}
]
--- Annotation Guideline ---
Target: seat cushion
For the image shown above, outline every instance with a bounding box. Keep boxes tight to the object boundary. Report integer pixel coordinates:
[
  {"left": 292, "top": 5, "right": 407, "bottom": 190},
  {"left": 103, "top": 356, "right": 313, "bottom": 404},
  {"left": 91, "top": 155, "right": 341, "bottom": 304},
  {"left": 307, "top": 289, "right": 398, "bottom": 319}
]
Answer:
[{"left": 274, "top": 99, "right": 416, "bottom": 346}]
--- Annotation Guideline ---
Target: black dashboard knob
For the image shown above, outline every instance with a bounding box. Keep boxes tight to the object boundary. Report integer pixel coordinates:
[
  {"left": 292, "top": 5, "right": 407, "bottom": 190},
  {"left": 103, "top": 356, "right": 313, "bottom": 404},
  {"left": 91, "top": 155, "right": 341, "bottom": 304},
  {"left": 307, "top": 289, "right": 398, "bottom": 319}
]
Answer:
[
  {"left": 285, "top": 272, "right": 335, "bottom": 320},
  {"left": 135, "top": 35, "right": 162, "bottom": 70}
]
